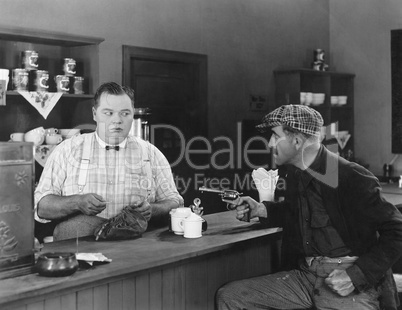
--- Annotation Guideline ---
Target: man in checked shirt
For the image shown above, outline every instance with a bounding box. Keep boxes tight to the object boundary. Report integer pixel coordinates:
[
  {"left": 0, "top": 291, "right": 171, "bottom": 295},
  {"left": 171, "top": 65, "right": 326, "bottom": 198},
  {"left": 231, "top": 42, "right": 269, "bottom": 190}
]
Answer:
[{"left": 35, "top": 82, "right": 183, "bottom": 241}]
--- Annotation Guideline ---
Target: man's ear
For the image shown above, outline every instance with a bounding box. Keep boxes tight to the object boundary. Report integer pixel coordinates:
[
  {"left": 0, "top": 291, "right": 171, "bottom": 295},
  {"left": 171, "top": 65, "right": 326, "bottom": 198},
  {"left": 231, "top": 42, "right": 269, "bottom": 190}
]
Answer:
[
  {"left": 293, "top": 134, "right": 304, "bottom": 150},
  {"left": 92, "top": 107, "right": 96, "bottom": 122}
]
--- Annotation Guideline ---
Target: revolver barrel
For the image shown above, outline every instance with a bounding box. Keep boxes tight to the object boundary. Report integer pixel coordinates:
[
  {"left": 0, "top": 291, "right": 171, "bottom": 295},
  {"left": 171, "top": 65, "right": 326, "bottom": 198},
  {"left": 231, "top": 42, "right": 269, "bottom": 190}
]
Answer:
[
  {"left": 198, "top": 186, "right": 224, "bottom": 195},
  {"left": 198, "top": 186, "right": 240, "bottom": 200}
]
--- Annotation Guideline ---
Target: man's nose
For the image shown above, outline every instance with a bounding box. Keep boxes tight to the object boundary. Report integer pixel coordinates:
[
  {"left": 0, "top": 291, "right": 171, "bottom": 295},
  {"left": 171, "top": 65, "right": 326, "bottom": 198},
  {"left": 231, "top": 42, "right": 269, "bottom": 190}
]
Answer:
[
  {"left": 111, "top": 114, "right": 122, "bottom": 123},
  {"left": 268, "top": 136, "right": 275, "bottom": 148}
]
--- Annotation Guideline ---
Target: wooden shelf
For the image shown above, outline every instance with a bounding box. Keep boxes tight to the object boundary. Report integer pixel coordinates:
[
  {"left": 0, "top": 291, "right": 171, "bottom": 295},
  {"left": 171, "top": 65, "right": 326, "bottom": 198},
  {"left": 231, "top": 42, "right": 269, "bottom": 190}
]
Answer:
[
  {"left": 0, "top": 26, "right": 104, "bottom": 47},
  {"left": 5, "top": 91, "right": 93, "bottom": 99},
  {"left": 274, "top": 68, "right": 355, "bottom": 78}
]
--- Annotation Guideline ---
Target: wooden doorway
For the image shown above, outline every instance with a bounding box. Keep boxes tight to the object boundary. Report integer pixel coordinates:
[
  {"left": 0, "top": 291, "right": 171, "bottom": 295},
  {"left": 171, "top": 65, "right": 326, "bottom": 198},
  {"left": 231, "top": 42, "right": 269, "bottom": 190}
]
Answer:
[{"left": 122, "top": 46, "right": 208, "bottom": 202}]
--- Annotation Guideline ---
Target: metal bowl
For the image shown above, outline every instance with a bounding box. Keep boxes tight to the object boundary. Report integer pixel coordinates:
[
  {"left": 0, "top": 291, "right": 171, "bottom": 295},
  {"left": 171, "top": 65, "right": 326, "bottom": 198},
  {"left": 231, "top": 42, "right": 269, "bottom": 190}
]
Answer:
[{"left": 35, "top": 252, "right": 78, "bottom": 277}]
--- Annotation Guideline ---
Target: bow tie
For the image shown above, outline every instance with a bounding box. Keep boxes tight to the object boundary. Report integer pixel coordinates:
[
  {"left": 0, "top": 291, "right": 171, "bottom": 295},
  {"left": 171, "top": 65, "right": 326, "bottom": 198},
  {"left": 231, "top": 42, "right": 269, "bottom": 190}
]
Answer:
[{"left": 105, "top": 145, "right": 120, "bottom": 151}]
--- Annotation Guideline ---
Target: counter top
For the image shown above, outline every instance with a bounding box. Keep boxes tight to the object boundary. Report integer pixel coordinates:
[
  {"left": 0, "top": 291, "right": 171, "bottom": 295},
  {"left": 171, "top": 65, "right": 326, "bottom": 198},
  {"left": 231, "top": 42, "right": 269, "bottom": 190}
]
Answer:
[
  {"left": 381, "top": 183, "right": 402, "bottom": 206},
  {"left": 0, "top": 211, "right": 282, "bottom": 307},
  {"left": 381, "top": 182, "right": 402, "bottom": 194}
]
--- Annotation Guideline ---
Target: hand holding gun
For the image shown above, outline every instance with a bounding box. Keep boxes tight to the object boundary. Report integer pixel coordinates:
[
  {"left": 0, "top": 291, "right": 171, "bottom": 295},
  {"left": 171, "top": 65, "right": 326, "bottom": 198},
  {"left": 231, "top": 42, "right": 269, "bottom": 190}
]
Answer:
[{"left": 198, "top": 186, "right": 250, "bottom": 221}]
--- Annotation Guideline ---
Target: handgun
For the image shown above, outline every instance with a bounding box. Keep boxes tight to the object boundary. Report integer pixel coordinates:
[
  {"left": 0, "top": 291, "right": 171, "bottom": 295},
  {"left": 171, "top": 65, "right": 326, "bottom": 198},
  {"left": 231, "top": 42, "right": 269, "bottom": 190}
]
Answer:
[
  {"left": 198, "top": 186, "right": 242, "bottom": 210},
  {"left": 199, "top": 186, "right": 250, "bottom": 222}
]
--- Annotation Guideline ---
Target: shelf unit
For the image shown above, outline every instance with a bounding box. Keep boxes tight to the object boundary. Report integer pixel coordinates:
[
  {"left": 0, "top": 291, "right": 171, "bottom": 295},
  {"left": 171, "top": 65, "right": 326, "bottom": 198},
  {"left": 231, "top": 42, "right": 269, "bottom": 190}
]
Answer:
[
  {"left": 0, "top": 27, "right": 104, "bottom": 136},
  {"left": 274, "top": 69, "right": 355, "bottom": 155},
  {"left": 0, "top": 26, "right": 104, "bottom": 93},
  {"left": 0, "top": 27, "right": 104, "bottom": 180}
]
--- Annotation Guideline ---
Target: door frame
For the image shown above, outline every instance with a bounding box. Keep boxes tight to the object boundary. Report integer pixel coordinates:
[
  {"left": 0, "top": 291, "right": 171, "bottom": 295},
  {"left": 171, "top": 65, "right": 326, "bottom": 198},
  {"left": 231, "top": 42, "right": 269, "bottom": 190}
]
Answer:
[{"left": 122, "top": 45, "right": 208, "bottom": 135}]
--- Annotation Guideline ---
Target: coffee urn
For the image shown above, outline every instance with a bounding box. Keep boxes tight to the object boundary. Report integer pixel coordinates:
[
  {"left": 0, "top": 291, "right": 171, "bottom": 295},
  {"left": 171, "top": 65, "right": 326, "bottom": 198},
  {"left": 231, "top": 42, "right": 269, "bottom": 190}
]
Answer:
[
  {"left": 0, "top": 142, "right": 35, "bottom": 279},
  {"left": 130, "top": 108, "right": 151, "bottom": 141}
]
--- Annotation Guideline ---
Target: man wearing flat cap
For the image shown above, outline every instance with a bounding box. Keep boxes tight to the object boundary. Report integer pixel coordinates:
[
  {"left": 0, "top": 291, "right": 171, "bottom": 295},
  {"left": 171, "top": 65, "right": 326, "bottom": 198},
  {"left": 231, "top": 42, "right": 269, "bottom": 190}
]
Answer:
[{"left": 216, "top": 104, "right": 402, "bottom": 309}]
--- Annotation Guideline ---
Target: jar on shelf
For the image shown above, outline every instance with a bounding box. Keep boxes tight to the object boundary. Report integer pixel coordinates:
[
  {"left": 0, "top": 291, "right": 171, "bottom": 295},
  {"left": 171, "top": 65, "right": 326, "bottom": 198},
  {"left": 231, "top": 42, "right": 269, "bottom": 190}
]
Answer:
[
  {"left": 63, "top": 58, "right": 76, "bottom": 76},
  {"left": 12, "top": 68, "right": 29, "bottom": 91},
  {"left": 21, "top": 50, "right": 39, "bottom": 71},
  {"left": 34, "top": 70, "right": 49, "bottom": 92},
  {"left": 73, "top": 76, "right": 84, "bottom": 94},
  {"left": 55, "top": 75, "right": 70, "bottom": 93}
]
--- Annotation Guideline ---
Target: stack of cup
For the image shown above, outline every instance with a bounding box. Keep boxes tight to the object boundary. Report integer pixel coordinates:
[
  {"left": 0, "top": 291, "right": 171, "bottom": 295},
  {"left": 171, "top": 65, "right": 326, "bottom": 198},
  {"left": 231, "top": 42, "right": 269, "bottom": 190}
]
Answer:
[
  {"left": 337, "top": 96, "right": 348, "bottom": 105},
  {"left": 0, "top": 69, "right": 10, "bottom": 90}
]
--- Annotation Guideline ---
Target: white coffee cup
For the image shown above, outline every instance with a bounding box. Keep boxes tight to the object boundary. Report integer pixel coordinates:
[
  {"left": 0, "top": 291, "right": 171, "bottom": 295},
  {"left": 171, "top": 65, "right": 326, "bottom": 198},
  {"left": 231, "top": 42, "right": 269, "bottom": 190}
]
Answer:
[
  {"left": 10, "top": 132, "right": 25, "bottom": 142},
  {"left": 0, "top": 69, "right": 9, "bottom": 90},
  {"left": 45, "top": 128, "right": 58, "bottom": 135},
  {"left": 170, "top": 208, "right": 192, "bottom": 235},
  {"left": 45, "top": 134, "right": 63, "bottom": 145},
  {"left": 305, "top": 92, "right": 313, "bottom": 106},
  {"left": 24, "top": 126, "right": 45, "bottom": 146},
  {"left": 179, "top": 213, "right": 204, "bottom": 238}
]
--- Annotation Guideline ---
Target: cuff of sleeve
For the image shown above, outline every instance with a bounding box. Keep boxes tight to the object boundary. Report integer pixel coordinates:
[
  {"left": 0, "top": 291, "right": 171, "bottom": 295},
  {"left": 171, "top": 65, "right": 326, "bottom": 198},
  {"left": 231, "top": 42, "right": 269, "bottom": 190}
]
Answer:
[
  {"left": 34, "top": 193, "right": 52, "bottom": 224},
  {"left": 34, "top": 209, "right": 51, "bottom": 223},
  {"left": 258, "top": 201, "right": 275, "bottom": 226},
  {"left": 346, "top": 264, "right": 371, "bottom": 292}
]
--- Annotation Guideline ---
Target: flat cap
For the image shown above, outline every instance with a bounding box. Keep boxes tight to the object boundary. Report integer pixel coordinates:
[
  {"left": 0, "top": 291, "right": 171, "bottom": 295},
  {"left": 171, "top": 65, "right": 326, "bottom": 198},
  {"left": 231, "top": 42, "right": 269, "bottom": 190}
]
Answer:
[{"left": 256, "top": 104, "right": 323, "bottom": 136}]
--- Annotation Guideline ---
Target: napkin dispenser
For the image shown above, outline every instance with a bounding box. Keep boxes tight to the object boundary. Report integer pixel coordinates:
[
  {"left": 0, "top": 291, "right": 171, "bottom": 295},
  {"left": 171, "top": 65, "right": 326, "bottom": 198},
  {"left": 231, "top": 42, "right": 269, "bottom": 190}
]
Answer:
[{"left": 0, "top": 142, "right": 35, "bottom": 279}]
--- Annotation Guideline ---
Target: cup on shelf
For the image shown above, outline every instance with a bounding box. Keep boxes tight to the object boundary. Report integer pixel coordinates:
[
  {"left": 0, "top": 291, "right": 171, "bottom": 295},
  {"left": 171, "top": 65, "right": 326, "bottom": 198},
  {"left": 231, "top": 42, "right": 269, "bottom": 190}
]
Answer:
[
  {"left": 10, "top": 132, "right": 25, "bottom": 142},
  {"left": 300, "top": 92, "right": 306, "bottom": 105},
  {"left": 45, "top": 128, "right": 58, "bottom": 135},
  {"left": 338, "top": 96, "right": 348, "bottom": 105},
  {"left": 330, "top": 96, "right": 339, "bottom": 105},
  {"left": 0, "top": 69, "right": 10, "bottom": 90},
  {"left": 305, "top": 92, "right": 313, "bottom": 106},
  {"left": 45, "top": 134, "right": 63, "bottom": 145},
  {"left": 311, "top": 93, "right": 325, "bottom": 106},
  {"left": 24, "top": 126, "right": 45, "bottom": 146}
]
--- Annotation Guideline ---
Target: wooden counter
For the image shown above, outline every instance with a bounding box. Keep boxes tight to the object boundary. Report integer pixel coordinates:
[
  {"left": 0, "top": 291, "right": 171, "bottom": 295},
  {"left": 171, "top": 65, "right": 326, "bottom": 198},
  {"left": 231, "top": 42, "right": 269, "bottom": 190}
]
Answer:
[
  {"left": 0, "top": 211, "right": 282, "bottom": 310},
  {"left": 381, "top": 183, "right": 402, "bottom": 206}
]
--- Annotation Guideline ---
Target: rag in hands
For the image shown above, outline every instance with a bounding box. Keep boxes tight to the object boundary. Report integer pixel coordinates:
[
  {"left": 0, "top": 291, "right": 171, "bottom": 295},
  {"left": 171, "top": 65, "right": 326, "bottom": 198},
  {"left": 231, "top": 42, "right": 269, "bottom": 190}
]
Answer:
[{"left": 94, "top": 205, "right": 148, "bottom": 241}]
